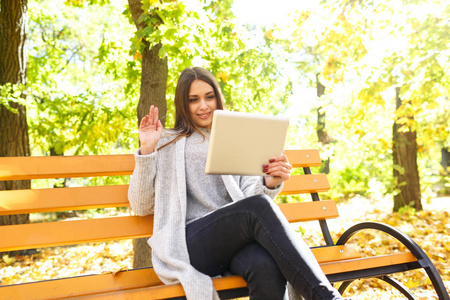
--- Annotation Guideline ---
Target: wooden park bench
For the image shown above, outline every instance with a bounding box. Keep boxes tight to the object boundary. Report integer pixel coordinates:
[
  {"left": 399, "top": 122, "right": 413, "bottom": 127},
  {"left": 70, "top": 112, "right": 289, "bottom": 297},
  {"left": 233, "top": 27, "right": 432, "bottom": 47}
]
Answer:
[{"left": 0, "top": 149, "right": 449, "bottom": 299}]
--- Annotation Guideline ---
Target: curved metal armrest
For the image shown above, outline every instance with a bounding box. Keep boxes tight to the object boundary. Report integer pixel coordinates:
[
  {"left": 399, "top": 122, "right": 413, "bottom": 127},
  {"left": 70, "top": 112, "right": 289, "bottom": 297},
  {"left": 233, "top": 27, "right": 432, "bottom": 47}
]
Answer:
[{"left": 336, "top": 221, "right": 427, "bottom": 260}]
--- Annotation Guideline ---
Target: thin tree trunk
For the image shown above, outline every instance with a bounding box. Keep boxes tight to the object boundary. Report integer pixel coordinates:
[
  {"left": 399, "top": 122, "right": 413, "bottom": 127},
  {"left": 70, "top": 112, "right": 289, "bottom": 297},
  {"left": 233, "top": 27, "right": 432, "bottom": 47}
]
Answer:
[
  {"left": 392, "top": 87, "right": 422, "bottom": 212},
  {"left": 440, "top": 147, "right": 450, "bottom": 195},
  {"left": 0, "top": 0, "right": 30, "bottom": 228},
  {"left": 128, "top": 0, "right": 168, "bottom": 269},
  {"left": 316, "top": 74, "right": 330, "bottom": 174},
  {"left": 441, "top": 147, "right": 449, "bottom": 172}
]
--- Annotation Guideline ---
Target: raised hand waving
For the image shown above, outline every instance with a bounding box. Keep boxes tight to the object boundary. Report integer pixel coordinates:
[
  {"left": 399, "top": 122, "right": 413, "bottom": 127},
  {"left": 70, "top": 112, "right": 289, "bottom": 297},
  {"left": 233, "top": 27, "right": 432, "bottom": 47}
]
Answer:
[{"left": 139, "top": 105, "right": 163, "bottom": 155}]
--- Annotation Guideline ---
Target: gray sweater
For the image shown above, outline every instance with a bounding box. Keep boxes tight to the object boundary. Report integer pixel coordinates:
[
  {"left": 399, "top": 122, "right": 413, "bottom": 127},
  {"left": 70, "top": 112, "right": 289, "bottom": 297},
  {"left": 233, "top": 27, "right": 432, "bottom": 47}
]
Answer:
[
  {"left": 128, "top": 130, "right": 287, "bottom": 299},
  {"left": 185, "top": 129, "right": 233, "bottom": 224}
]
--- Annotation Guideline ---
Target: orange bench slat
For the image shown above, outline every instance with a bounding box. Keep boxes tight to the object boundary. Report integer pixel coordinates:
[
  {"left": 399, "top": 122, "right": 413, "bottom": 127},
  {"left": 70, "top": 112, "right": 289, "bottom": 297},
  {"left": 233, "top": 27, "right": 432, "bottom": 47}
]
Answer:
[
  {"left": 0, "top": 201, "right": 339, "bottom": 252},
  {"left": 0, "top": 246, "right": 361, "bottom": 300},
  {"left": 0, "top": 185, "right": 129, "bottom": 216},
  {"left": 70, "top": 253, "right": 418, "bottom": 300},
  {"left": 313, "top": 245, "right": 360, "bottom": 264},
  {"left": 0, "top": 176, "right": 330, "bottom": 216},
  {"left": 320, "top": 252, "right": 417, "bottom": 275},
  {"left": 284, "top": 149, "right": 322, "bottom": 168},
  {"left": 0, "top": 154, "right": 135, "bottom": 181},
  {"left": 0, "top": 216, "right": 153, "bottom": 252},
  {"left": 280, "top": 174, "right": 330, "bottom": 195},
  {"left": 278, "top": 200, "right": 338, "bottom": 222},
  {"left": 0, "top": 150, "right": 322, "bottom": 181}
]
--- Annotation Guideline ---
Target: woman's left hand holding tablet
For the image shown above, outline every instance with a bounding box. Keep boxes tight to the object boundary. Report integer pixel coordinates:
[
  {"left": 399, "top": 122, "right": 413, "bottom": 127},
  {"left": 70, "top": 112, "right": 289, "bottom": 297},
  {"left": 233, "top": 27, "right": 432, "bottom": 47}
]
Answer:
[{"left": 263, "top": 154, "right": 292, "bottom": 189}]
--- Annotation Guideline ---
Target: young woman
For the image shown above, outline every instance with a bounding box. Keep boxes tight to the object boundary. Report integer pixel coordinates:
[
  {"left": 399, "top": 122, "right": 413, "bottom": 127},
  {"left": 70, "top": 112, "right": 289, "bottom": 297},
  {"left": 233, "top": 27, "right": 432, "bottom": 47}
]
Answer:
[{"left": 128, "top": 67, "right": 343, "bottom": 300}]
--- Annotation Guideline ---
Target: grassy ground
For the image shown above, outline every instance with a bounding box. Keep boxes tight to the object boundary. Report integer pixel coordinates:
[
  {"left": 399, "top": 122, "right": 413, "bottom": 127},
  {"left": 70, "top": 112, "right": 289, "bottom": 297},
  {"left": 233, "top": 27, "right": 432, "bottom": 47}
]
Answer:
[{"left": 1, "top": 196, "right": 449, "bottom": 299}]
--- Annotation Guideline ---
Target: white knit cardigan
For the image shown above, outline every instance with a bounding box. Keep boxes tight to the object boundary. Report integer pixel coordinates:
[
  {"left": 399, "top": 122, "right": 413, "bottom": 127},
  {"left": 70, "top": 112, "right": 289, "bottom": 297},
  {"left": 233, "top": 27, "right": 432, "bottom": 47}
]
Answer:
[{"left": 128, "top": 131, "right": 303, "bottom": 299}]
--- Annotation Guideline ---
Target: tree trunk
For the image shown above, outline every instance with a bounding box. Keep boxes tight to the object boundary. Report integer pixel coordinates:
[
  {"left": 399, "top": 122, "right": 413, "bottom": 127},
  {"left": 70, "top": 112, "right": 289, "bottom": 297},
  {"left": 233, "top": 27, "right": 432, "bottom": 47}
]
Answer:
[
  {"left": 441, "top": 147, "right": 449, "bottom": 173},
  {"left": 440, "top": 147, "right": 450, "bottom": 195},
  {"left": 137, "top": 41, "right": 168, "bottom": 126},
  {"left": 128, "top": 0, "right": 168, "bottom": 269},
  {"left": 316, "top": 74, "right": 330, "bottom": 174},
  {"left": 0, "top": 0, "right": 30, "bottom": 229},
  {"left": 392, "top": 87, "right": 422, "bottom": 212}
]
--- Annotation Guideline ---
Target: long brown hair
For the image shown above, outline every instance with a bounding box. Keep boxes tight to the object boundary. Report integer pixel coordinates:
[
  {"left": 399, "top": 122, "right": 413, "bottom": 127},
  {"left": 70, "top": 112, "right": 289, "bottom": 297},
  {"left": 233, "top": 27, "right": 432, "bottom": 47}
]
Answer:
[{"left": 159, "top": 67, "right": 225, "bottom": 150}]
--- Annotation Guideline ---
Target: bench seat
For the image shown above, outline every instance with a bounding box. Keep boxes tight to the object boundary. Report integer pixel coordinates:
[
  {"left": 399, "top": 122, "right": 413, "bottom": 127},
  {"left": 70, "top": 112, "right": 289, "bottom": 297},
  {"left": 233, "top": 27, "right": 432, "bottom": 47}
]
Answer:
[
  {"left": 0, "top": 150, "right": 448, "bottom": 299},
  {"left": 0, "top": 248, "right": 417, "bottom": 300}
]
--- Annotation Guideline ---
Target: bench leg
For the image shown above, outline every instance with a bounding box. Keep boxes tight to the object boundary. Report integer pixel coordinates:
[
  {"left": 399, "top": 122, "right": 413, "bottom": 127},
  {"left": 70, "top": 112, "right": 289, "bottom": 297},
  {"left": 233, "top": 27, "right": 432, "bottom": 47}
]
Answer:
[
  {"left": 336, "top": 222, "right": 450, "bottom": 300},
  {"left": 337, "top": 280, "right": 353, "bottom": 296},
  {"left": 338, "top": 276, "right": 418, "bottom": 300},
  {"left": 379, "top": 276, "right": 419, "bottom": 300}
]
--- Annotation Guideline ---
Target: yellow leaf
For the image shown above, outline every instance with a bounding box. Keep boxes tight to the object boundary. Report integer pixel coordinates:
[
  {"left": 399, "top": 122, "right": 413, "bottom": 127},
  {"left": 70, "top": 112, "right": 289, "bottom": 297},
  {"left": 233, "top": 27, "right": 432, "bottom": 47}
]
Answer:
[
  {"left": 112, "top": 266, "right": 128, "bottom": 276},
  {"left": 377, "top": 138, "right": 391, "bottom": 150},
  {"left": 404, "top": 278, "right": 420, "bottom": 289},
  {"left": 265, "top": 30, "right": 274, "bottom": 40},
  {"left": 217, "top": 71, "right": 230, "bottom": 83},
  {"left": 2, "top": 255, "right": 16, "bottom": 265},
  {"left": 133, "top": 52, "right": 142, "bottom": 61}
]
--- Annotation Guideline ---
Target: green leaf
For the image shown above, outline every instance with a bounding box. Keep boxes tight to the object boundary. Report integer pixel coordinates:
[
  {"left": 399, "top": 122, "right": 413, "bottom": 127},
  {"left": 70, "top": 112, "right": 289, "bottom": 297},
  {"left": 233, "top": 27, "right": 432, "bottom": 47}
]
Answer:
[{"left": 164, "top": 28, "right": 177, "bottom": 40}]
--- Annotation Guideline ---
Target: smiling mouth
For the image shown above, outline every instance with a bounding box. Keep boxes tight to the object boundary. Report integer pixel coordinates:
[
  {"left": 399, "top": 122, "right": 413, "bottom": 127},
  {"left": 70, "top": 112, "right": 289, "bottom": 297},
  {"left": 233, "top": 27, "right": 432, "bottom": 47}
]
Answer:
[{"left": 197, "top": 112, "right": 211, "bottom": 119}]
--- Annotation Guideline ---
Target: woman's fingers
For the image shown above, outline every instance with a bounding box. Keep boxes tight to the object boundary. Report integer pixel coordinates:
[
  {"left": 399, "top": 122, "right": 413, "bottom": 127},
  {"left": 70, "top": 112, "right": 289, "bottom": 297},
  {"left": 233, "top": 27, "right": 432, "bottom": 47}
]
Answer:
[
  {"left": 140, "top": 105, "right": 161, "bottom": 130},
  {"left": 156, "top": 119, "right": 163, "bottom": 133},
  {"left": 272, "top": 161, "right": 292, "bottom": 170},
  {"left": 263, "top": 155, "right": 292, "bottom": 171},
  {"left": 265, "top": 166, "right": 291, "bottom": 178},
  {"left": 263, "top": 154, "right": 292, "bottom": 180},
  {"left": 150, "top": 105, "right": 155, "bottom": 125},
  {"left": 153, "top": 106, "right": 159, "bottom": 126},
  {"left": 149, "top": 105, "right": 154, "bottom": 126},
  {"left": 270, "top": 154, "right": 290, "bottom": 164},
  {"left": 140, "top": 114, "right": 147, "bottom": 129}
]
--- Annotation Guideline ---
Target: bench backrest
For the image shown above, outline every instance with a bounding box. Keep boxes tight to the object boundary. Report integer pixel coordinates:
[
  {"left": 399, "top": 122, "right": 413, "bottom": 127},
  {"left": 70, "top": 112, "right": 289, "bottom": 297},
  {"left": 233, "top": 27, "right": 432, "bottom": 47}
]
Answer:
[{"left": 0, "top": 149, "right": 337, "bottom": 254}]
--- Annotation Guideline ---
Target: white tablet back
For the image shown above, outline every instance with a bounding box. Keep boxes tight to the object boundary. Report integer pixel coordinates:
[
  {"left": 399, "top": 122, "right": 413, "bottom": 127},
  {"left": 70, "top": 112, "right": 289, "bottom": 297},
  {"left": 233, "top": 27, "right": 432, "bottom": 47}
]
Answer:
[{"left": 205, "top": 110, "right": 289, "bottom": 175}]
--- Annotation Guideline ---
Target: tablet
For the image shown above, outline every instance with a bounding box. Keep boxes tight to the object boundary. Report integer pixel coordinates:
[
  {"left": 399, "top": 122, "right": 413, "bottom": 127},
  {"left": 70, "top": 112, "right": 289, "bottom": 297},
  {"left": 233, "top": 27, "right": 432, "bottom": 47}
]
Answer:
[{"left": 205, "top": 110, "right": 289, "bottom": 175}]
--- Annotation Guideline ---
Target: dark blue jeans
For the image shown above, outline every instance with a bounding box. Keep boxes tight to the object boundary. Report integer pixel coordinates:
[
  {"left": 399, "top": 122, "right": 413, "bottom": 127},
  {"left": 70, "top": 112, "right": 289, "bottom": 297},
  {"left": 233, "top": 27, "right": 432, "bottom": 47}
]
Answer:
[{"left": 186, "top": 195, "right": 343, "bottom": 300}]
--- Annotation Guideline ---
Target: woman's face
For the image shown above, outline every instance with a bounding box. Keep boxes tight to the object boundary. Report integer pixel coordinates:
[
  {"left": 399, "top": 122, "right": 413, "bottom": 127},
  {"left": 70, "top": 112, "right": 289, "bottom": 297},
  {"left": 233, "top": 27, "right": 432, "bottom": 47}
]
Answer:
[{"left": 188, "top": 79, "right": 218, "bottom": 129}]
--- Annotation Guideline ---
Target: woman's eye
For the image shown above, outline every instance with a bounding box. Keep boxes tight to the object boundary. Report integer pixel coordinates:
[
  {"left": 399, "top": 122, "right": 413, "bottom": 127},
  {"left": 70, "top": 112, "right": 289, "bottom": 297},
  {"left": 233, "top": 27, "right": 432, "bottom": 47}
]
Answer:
[
  {"left": 189, "top": 98, "right": 198, "bottom": 102},
  {"left": 207, "top": 95, "right": 216, "bottom": 99}
]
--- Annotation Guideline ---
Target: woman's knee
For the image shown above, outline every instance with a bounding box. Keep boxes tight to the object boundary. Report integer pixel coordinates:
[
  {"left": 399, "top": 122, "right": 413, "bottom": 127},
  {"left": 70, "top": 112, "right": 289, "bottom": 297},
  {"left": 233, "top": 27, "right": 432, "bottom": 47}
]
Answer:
[{"left": 240, "top": 194, "right": 275, "bottom": 212}]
